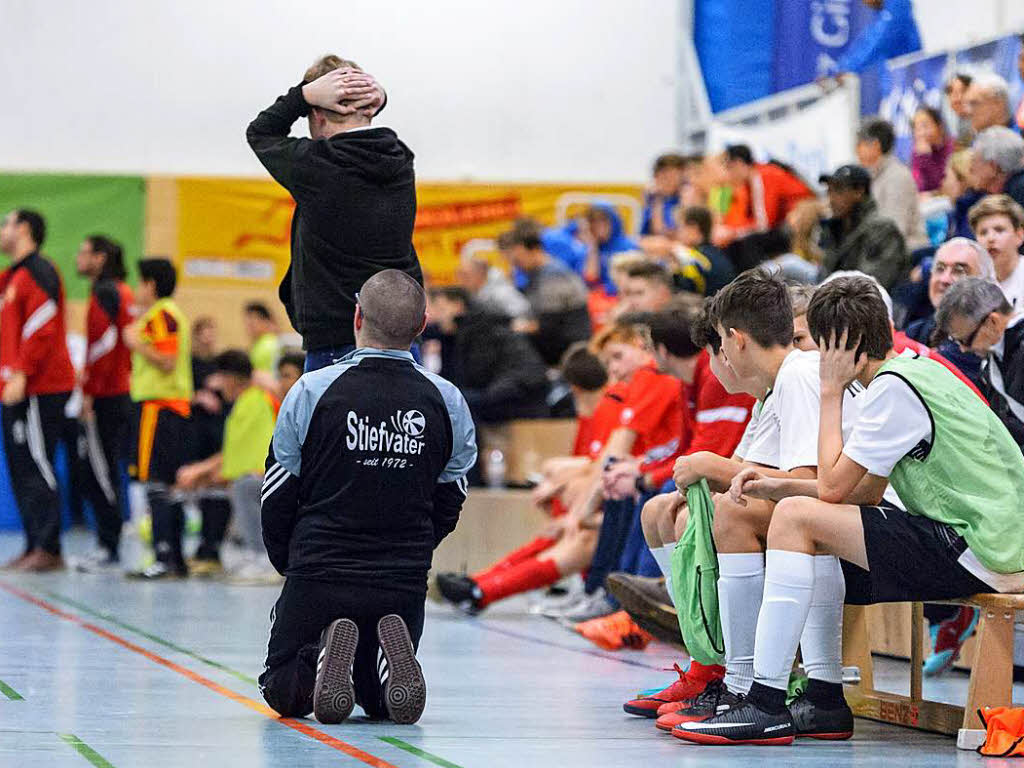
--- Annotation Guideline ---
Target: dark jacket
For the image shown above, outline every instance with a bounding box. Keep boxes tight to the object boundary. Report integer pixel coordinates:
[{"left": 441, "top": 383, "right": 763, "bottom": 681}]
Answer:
[
  {"left": 247, "top": 86, "right": 422, "bottom": 350},
  {"left": 262, "top": 348, "right": 476, "bottom": 589},
  {"left": 819, "top": 197, "right": 909, "bottom": 290},
  {"left": 1003, "top": 168, "right": 1024, "bottom": 212},
  {"left": 521, "top": 259, "right": 592, "bottom": 366},
  {"left": 981, "top": 316, "right": 1024, "bottom": 450},
  {"left": 904, "top": 314, "right": 984, "bottom": 387},
  {"left": 445, "top": 310, "right": 551, "bottom": 423}
]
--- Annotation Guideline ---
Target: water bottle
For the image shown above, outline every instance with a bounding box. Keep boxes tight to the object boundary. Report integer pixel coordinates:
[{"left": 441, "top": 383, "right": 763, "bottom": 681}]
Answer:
[{"left": 486, "top": 449, "right": 506, "bottom": 489}]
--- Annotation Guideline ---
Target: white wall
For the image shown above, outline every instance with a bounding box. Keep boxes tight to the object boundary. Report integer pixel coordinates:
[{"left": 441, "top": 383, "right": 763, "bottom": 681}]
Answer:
[
  {"left": 0, "top": 0, "right": 680, "bottom": 182},
  {"left": 914, "top": 0, "right": 1024, "bottom": 53}
]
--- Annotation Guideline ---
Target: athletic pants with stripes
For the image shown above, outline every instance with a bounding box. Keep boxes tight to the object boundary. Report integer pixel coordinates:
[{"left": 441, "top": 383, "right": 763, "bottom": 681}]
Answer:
[
  {"left": 80, "top": 395, "right": 131, "bottom": 557},
  {"left": 1, "top": 393, "right": 70, "bottom": 556},
  {"left": 260, "top": 577, "right": 425, "bottom": 718}
]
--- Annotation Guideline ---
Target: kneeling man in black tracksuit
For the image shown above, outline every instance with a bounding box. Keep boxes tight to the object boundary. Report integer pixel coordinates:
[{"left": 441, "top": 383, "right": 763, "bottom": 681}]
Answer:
[{"left": 259, "top": 269, "right": 476, "bottom": 724}]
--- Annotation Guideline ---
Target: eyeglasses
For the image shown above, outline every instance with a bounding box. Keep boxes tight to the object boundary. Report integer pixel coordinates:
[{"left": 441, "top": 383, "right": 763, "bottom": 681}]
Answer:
[
  {"left": 948, "top": 315, "right": 989, "bottom": 349},
  {"left": 933, "top": 261, "right": 972, "bottom": 279}
]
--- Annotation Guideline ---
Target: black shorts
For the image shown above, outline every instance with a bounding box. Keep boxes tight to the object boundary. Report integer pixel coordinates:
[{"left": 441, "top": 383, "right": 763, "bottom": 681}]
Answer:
[
  {"left": 129, "top": 402, "right": 192, "bottom": 485},
  {"left": 841, "top": 502, "right": 994, "bottom": 605}
]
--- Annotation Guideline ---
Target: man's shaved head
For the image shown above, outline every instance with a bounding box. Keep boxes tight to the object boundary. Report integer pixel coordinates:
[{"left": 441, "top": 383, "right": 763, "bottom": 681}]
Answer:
[{"left": 355, "top": 269, "right": 426, "bottom": 349}]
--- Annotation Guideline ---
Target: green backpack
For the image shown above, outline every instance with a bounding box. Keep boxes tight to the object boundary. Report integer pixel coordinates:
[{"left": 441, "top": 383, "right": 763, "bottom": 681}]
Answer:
[{"left": 671, "top": 478, "right": 725, "bottom": 666}]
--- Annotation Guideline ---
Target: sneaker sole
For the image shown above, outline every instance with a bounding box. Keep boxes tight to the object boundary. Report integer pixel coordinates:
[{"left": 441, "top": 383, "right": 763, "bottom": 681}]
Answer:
[
  {"left": 797, "top": 731, "right": 854, "bottom": 740},
  {"left": 313, "top": 618, "right": 358, "bottom": 724},
  {"left": 377, "top": 614, "right": 426, "bottom": 724},
  {"left": 671, "top": 729, "right": 794, "bottom": 746},
  {"left": 605, "top": 575, "right": 682, "bottom": 642},
  {"left": 623, "top": 702, "right": 665, "bottom": 718}
]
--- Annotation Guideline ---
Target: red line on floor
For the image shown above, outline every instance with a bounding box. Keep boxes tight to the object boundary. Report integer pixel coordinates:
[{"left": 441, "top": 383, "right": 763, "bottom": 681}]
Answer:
[{"left": 0, "top": 581, "right": 398, "bottom": 768}]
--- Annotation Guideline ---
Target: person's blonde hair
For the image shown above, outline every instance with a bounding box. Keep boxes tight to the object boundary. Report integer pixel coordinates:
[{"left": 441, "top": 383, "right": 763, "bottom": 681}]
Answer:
[
  {"left": 949, "top": 149, "right": 972, "bottom": 182},
  {"left": 589, "top": 322, "right": 652, "bottom": 354},
  {"left": 787, "top": 284, "right": 816, "bottom": 317},
  {"left": 968, "top": 193, "right": 1024, "bottom": 232}
]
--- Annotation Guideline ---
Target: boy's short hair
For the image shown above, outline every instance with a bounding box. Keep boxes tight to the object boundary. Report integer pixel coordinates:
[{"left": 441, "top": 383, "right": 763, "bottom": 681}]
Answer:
[
  {"left": 244, "top": 301, "right": 273, "bottom": 321},
  {"left": 15, "top": 209, "right": 46, "bottom": 247},
  {"left": 193, "top": 316, "right": 215, "bottom": 335},
  {"left": 278, "top": 349, "right": 306, "bottom": 372},
  {"left": 590, "top": 322, "right": 652, "bottom": 354},
  {"left": 138, "top": 258, "right": 177, "bottom": 298},
  {"left": 806, "top": 276, "right": 894, "bottom": 360},
  {"left": 624, "top": 261, "right": 673, "bottom": 288},
  {"left": 653, "top": 153, "right": 687, "bottom": 173},
  {"left": 788, "top": 284, "right": 816, "bottom": 317},
  {"left": 709, "top": 268, "right": 793, "bottom": 348},
  {"left": 968, "top": 193, "right": 1024, "bottom": 232},
  {"left": 303, "top": 54, "right": 361, "bottom": 82},
  {"left": 497, "top": 218, "right": 543, "bottom": 251},
  {"left": 214, "top": 349, "right": 253, "bottom": 379},
  {"left": 560, "top": 342, "right": 608, "bottom": 391},
  {"left": 690, "top": 297, "right": 722, "bottom": 354},
  {"left": 648, "top": 302, "right": 701, "bottom": 359},
  {"left": 725, "top": 144, "right": 754, "bottom": 165},
  {"left": 856, "top": 117, "right": 896, "bottom": 154},
  {"left": 609, "top": 251, "right": 648, "bottom": 274},
  {"left": 681, "top": 206, "right": 713, "bottom": 242}
]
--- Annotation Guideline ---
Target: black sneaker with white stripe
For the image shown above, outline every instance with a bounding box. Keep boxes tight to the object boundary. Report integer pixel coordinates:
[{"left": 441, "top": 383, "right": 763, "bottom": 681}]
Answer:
[
  {"left": 672, "top": 699, "right": 796, "bottom": 746},
  {"left": 377, "top": 614, "right": 426, "bottom": 724},
  {"left": 313, "top": 618, "right": 358, "bottom": 724}
]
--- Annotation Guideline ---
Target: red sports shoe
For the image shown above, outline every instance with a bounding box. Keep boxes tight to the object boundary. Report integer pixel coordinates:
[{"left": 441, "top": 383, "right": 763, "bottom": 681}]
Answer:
[
  {"left": 623, "top": 660, "right": 725, "bottom": 718},
  {"left": 577, "top": 610, "right": 652, "bottom": 651}
]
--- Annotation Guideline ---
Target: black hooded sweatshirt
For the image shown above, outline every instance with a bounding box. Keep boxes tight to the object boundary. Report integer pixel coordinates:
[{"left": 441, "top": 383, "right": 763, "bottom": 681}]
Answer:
[{"left": 247, "top": 85, "right": 423, "bottom": 350}]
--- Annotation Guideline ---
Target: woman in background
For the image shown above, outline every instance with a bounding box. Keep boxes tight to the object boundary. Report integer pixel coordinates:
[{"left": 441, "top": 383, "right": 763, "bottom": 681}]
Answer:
[{"left": 912, "top": 106, "right": 954, "bottom": 194}]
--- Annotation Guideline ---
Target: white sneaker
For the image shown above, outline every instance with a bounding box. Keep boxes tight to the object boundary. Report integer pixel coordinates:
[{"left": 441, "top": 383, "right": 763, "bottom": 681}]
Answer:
[
  {"left": 227, "top": 559, "right": 283, "bottom": 586},
  {"left": 70, "top": 550, "right": 122, "bottom": 575},
  {"left": 529, "top": 574, "right": 585, "bottom": 615},
  {"left": 549, "top": 588, "right": 616, "bottom": 623}
]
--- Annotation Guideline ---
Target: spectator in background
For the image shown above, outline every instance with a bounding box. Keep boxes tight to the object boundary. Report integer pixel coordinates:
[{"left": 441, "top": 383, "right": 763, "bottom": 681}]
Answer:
[
  {"left": 187, "top": 316, "right": 232, "bottom": 577},
  {"left": 1016, "top": 37, "right": 1024, "bottom": 133},
  {"left": 760, "top": 228, "right": 820, "bottom": 285},
  {"left": 968, "top": 127, "right": 1024, "bottom": 211},
  {"left": 276, "top": 350, "right": 305, "bottom": 400},
  {"left": 244, "top": 302, "right": 280, "bottom": 374},
  {"left": 578, "top": 204, "right": 638, "bottom": 294},
  {"left": 937, "top": 278, "right": 1024, "bottom": 449},
  {"left": 912, "top": 106, "right": 954, "bottom": 193},
  {"left": 819, "top": 164, "right": 909, "bottom": 289},
  {"left": 641, "top": 153, "right": 687, "bottom": 236},
  {"left": 856, "top": 117, "right": 927, "bottom": 247},
  {"left": 827, "top": 0, "right": 921, "bottom": 80},
  {"left": 946, "top": 72, "right": 974, "bottom": 146},
  {"left": 965, "top": 72, "right": 1012, "bottom": 135},
  {"left": 456, "top": 253, "right": 530, "bottom": 320},
  {"left": 677, "top": 205, "right": 735, "bottom": 294},
  {"left": 498, "top": 220, "right": 591, "bottom": 365},
  {"left": 769, "top": 200, "right": 825, "bottom": 284},
  {"left": 619, "top": 263, "right": 675, "bottom": 314},
  {"left": 426, "top": 287, "right": 550, "bottom": 425},
  {"left": 970, "top": 194, "right": 1024, "bottom": 309}
]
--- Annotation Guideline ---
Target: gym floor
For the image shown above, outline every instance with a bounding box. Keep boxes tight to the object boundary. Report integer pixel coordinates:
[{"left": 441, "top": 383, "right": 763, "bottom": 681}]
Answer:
[{"left": 0, "top": 529, "right": 1016, "bottom": 768}]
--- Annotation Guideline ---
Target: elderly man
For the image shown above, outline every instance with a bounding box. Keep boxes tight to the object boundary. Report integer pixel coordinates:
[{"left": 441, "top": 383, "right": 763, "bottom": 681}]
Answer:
[
  {"left": 937, "top": 277, "right": 1024, "bottom": 448},
  {"left": 856, "top": 118, "right": 927, "bottom": 248},
  {"left": 969, "top": 126, "right": 1024, "bottom": 209},
  {"left": 455, "top": 254, "right": 530, "bottom": 321},
  {"left": 965, "top": 72, "right": 1013, "bottom": 135}
]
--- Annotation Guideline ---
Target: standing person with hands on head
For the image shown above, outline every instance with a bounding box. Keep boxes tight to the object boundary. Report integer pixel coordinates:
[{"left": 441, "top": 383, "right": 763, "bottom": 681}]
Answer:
[
  {"left": 0, "top": 209, "right": 75, "bottom": 572},
  {"left": 247, "top": 55, "right": 422, "bottom": 371},
  {"left": 74, "top": 235, "right": 135, "bottom": 573},
  {"left": 259, "top": 269, "right": 475, "bottom": 726}
]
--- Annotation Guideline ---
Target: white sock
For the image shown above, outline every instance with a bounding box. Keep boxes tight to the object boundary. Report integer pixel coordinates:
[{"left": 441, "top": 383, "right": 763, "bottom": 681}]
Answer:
[
  {"left": 650, "top": 543, "right": 676, "bottom": 606},
  {"left": 799, "top": 555, "right": 846, "bottom": 685},
  {"left": 753, "top": 550, "right": 815, "bottom": 691},
  {"left": 718, "top": 552, "right": 765, "bottom": 694}
]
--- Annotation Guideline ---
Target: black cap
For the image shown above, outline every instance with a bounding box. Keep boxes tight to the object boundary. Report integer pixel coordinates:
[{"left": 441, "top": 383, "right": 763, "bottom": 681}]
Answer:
[{"left": 819, "top": 164, "right": 871, "bottom": 192}]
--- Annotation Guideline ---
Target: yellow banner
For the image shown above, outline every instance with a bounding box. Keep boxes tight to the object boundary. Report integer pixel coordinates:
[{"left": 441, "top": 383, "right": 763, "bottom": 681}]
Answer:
[{"left": 176, "top": 178, "right": 643, "bottom": 287}]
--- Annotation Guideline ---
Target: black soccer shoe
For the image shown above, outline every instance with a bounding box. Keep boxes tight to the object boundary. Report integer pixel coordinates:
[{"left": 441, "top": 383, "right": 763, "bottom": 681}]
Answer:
[
  {"left": 435, "top": 573, "right": 483, "bottom": 614},
  {"left": 377, "top": 614, "right": 427, "bottom": 724},
  {"left": 313, "top": 618, "right": 358, "bottom": 724},
  {"left": 788, "top": 693, "right": 854, "bottom": 740},
  {"left": 672, "top": 699, "right": 795, "bottom": 745}
]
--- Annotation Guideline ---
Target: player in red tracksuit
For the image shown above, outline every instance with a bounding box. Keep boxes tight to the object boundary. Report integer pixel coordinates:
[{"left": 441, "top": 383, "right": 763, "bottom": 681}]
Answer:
[
  {"left": 0, "top": 210, "right": 76, "bottom": 572},
  {"left": 74, "top": 235, "right": 135, "bottom": 572}
]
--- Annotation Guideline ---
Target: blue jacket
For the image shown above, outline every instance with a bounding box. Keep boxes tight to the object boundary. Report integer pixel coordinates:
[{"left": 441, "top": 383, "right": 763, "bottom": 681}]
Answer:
[
  {"left": 585, "top": 203, "right": 638, "bottom": 294},
  {"left": 833, "top": 0, "right": 921, "bottom": 75}
]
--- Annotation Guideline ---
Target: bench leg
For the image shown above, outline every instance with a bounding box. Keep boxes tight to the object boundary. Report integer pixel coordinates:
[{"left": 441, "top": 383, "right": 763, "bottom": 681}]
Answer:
[
  {"left": 962, "top": 605, "right": 1016, "bottom": 730},
  {"left": 843, "top": 604, "right": 874, "bottom": 692}
]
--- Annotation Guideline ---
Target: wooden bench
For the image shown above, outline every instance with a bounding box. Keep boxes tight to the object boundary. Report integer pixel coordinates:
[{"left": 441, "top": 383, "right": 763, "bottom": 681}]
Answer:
[{"left": 843, "top": 594, "right": 1024, "bottom": 736}]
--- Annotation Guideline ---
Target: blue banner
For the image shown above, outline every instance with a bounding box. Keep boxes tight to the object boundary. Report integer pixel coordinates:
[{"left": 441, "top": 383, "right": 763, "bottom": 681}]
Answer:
[
  {"left": 773, "top": 0, "right": 880, "bottom": 91},
  {"left": 876, "top": 53, "right": 949, "bottom": 162}
]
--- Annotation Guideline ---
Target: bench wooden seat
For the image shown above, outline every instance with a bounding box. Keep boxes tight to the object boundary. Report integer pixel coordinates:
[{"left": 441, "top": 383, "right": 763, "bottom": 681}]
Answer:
[{"left": 843, "top": 594, "right": 1022, "bottom": 736}]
